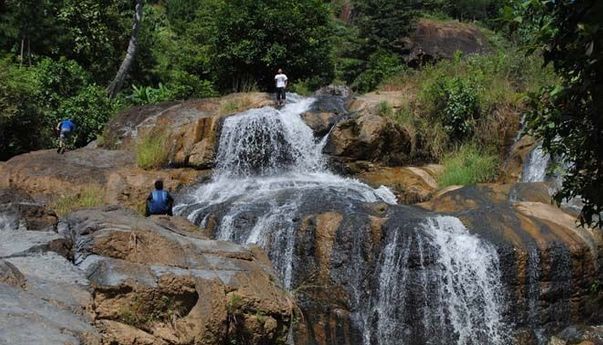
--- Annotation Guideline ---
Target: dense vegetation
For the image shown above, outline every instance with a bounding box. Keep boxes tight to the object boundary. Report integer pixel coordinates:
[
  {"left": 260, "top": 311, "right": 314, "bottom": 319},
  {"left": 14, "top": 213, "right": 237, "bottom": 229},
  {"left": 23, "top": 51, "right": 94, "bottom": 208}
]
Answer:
[{"left": 0, "top": 0, "right": 600, "bottom": 227}]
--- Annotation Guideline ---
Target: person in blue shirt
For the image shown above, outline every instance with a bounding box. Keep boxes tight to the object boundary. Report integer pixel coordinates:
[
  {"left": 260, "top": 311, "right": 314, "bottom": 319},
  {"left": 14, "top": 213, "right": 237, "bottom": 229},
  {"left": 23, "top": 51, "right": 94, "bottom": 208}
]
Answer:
[
  {"left": 145, "top": 179, "right": 174, "bottom": 216},
  {"left": 56, "top": 119, "right": 76, "bottom": 154}
]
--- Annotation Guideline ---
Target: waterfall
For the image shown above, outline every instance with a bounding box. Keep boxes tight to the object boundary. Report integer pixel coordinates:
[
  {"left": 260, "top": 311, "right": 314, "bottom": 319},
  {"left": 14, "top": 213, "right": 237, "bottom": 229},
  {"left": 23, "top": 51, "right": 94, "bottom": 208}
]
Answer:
[
  {"left": 176, "top": 95, "right": 397, "bottom": 288},
  {"left": 360, "top": 216, "right": 508, "bottom": 345},
  {"left": 176, "top": 96, "right": 509, "bottom": 343},
  {"left": 0, "top": 213, "right": 15, "bottom": 232},
  {"left": 521, "top": 144, "right": 550, "bottom": 183}
]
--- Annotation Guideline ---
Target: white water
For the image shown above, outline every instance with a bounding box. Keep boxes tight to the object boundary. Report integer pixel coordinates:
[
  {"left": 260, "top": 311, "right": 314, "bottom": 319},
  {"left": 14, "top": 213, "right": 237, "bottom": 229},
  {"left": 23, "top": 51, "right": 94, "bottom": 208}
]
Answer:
[
  {"left": 364, "top": 216, "right": 508, "bottom": 345},
  {"left": 176, "top": 96, "right": 509, "bottom": 343},
  {"left": 521, "top": 144, "right": 550, "bottom": 183},
  {"left": 0, "top": 213, "right": 15, "bottom": 232},
  {"left": 176, "top": 95, "right": 397, "bottom": 287}
]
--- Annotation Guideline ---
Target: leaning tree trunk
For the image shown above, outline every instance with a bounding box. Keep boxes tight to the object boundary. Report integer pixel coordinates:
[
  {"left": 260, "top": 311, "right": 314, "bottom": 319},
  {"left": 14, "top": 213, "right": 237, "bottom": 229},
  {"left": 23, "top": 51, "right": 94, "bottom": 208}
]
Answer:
[{"left": 107, "top": 0, "right": 144, "bottom": 99}]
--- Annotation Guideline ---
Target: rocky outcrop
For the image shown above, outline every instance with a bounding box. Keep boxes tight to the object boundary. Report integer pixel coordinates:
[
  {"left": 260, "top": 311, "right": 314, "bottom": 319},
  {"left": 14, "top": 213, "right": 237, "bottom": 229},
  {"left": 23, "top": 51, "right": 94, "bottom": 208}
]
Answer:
[
  {"left": 356, "top": 164, "right": 442, "bottom": 203},
  {"left": 404, "top": 18, "right": 492, "bottom": 66},
  {"left": 102, "top": 93, "right": 273, "bottom": 168},
  {"left": 0, "top": 148, "right": 205, "bottom": 210},
  {"left": 325, "top": 113, "right": 412, "bottom": 166},
  {"left": 549, "top": 325, "right": 603, "bottom": 345},
  {"left": 0, "top": 204, "right": 294, "bottom": 345}
]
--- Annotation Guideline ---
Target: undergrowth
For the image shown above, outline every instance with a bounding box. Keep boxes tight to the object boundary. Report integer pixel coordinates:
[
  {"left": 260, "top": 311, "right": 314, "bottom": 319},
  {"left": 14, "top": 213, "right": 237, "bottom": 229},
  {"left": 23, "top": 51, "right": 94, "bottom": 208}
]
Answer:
[
  {"left": 135, "top": 129, "right": 170, "bottom": 170},
  {"left": 438, "top": 145, "right": 499, "bottom": 187},
  {"left": 50, "top": 185, "right": 105, "bottom": 216}
]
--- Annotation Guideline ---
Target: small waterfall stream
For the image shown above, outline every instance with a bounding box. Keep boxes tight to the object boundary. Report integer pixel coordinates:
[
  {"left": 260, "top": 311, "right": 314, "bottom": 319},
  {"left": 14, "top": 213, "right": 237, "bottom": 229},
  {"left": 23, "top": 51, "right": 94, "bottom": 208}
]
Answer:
[
  {"left": 521, "top": 144, "right": 550, "bottom": 183},
  {"left": 176, "top": 96, "right": 510, "bottom": 344}
]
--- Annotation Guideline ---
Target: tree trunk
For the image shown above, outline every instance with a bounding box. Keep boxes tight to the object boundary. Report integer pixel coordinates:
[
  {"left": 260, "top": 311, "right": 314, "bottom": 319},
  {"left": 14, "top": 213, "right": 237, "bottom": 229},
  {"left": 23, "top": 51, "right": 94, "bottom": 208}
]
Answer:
[{"left": 107, "top": 0, "right": 144, "bottom": 98}]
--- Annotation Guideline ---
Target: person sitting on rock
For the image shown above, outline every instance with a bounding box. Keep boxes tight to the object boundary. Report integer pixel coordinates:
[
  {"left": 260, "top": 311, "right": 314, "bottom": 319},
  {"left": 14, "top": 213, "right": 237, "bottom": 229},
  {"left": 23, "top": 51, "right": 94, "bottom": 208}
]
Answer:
[
  {"left": 274, "top": 68, "right": 288, "bottom": 107},
  {"left": 145, "top": 179, "right": 174, "bottom": 217}
]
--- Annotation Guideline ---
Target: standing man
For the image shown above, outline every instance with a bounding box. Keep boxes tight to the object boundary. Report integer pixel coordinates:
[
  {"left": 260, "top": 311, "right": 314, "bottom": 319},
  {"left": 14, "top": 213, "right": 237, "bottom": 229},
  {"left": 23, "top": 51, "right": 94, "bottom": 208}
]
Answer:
[
  {"left": 274, "top": 68, "right": 288, "bottom": 107},
  {"left": 56, "top": 118, "right": 75, "bottom": 154}
]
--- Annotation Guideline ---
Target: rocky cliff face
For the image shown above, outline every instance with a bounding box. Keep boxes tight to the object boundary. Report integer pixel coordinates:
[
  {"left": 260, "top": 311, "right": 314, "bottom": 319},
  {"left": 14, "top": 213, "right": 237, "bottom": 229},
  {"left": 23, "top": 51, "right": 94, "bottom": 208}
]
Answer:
[{"left": 0, "top": 199, "right": 294, "bottom": 345}]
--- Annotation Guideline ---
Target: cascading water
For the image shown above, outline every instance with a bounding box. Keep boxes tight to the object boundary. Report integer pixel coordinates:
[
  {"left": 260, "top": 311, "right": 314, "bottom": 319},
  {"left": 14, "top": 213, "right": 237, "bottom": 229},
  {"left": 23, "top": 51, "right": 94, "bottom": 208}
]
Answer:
[
  {"left": 176, "top": 96, "right": 510, "bottom": 344},
  {"left": 521, "top": 144, "right": 550, "bottom": 183},
  {"left": 357, "top": 216, "right": 508, "bottom": 345},
  {"left": 176, "top": 95, "right": 397, "bottom": 288}
]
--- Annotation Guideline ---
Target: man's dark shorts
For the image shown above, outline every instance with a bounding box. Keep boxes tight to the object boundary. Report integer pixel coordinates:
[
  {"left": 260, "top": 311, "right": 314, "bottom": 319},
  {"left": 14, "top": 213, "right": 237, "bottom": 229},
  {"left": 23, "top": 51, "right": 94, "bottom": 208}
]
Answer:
[
  {"left": 276, "top": 87, "right": 286, "bottom": 101},
  {"left": 60, "top": 130, "right": 72, "bottom": 140}
]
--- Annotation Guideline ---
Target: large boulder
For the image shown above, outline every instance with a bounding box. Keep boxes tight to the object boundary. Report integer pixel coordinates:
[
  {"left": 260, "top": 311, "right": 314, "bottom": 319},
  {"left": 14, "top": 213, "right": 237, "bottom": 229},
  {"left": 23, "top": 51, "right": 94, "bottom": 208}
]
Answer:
[
  {"left": 102, "top": 93, "right": 273, "bottom": 168},
  {"left": 0, "top": 148, "right": 205, "bottom": 211},
  {"left": 324, "top": 113, "right": 412, "bottom": 166},
  {"left": 356, "top": 164, "right": 442, "bottom": 203},
  {"left": 67, "top": 207, "right": 294, "bottom": 345},
  {"left": 404, "top": 18, "right": 492, "bottom": 66}
]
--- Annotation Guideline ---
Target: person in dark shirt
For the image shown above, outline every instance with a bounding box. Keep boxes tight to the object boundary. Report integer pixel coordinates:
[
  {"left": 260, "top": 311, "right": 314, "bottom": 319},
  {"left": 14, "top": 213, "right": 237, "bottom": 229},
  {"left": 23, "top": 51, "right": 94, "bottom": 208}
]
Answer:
[{"left": 145, "top": 179, "right": 174, "bottom": 216}]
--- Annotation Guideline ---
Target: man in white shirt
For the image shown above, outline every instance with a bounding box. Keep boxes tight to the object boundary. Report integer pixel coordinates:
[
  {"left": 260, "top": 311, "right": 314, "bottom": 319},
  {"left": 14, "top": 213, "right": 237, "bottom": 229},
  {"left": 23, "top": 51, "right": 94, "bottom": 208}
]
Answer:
[{"left": 274, "top": 68, "right": 288, "bottom": 107}]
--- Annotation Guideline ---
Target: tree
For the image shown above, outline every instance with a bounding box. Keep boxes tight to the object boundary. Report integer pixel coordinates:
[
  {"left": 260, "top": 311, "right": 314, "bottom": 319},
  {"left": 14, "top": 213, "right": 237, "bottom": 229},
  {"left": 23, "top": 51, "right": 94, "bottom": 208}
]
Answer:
[
  {"left": 205, "top": 0, "right": 335, "bottom": 91},
  {"left": 107, "top": 0, "right": 144, "bottom": 98},
  {"left": 512, "top": 0, "right": 603, "bottom": 228},
  {"left": 352, "top": 0, "right": 419, "bottom": 55}
]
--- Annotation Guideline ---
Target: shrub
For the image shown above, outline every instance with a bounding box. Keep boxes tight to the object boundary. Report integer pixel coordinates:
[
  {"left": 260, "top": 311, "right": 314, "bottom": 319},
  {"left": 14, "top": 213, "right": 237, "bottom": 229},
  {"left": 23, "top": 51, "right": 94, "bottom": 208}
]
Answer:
[
  {"left": 130, "top": 83, "right": 173, "bottom": 105},
  {"left": 50, "top": 185, "right": 105, "bottom": 216},
  {"left": 136, "top": 129, "right": 170, "bottom": 170},
  {"left": 167, "top": 70, "right": 217, "bottom": 100},
  {"left": 376, "top": 101, "right": 394, "bottom": 117},
  {"left": 353, "top": 50, "right": 404, "bottom": 93},
  {"left": 438, "top": 145, "right": 499, "bottom": 187},
  {"left": 57, "top": 85, "right": 116, "bottom": 146},
  {"left": 423, "top": 76, "right": 480, "bottom": 142}
]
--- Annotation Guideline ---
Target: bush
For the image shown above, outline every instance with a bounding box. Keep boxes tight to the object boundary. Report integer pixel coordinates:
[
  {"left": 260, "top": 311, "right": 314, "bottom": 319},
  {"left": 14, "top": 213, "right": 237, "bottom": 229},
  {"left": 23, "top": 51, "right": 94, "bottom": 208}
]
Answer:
[
  {"left": 424, "top": 76, "right": 480, "bottom": 142},
  {"left": 438, "top": 145, "right": 499, "bottom": 187},
  {"left": 0, "top": 58, "right": 42, "bottom": 159},
  {"left": 166, "top": 70, "right": 217, "bottom": 100},
  {"left": 352, "top": 51, "right": 404, "bottom": 93},
  {"left": 136, "top": 130, "right": 170, "bottom": 170},
  {"left": 57, "top": 85, "right": 116, "bottom": 146},
  {"left": 130, "top": 83, "right": 173, "bottom": 105}
]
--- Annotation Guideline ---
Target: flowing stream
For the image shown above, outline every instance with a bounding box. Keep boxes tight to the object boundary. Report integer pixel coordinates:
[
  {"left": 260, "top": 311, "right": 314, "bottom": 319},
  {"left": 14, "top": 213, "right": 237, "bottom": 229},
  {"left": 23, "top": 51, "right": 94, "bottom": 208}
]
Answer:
[{"left": 176, "top": 96, "right": 509, "bottom": 344}]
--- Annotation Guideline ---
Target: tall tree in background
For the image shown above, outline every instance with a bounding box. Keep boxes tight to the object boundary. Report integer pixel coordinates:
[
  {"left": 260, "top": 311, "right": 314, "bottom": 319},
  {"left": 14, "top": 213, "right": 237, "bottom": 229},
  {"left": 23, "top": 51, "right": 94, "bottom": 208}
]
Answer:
[
  {"left": 107, "top": 0, "right": 143, "bottom": 98},
  {"left": 514, "top": 0, "right": 603, "bottom": 228}
]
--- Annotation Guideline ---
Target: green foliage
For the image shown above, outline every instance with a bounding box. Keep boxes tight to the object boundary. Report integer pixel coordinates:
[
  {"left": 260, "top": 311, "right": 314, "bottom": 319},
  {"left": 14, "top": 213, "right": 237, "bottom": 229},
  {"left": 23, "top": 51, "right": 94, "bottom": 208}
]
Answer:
[
  {"left": 50, "top": 185, "right": 106, "bottom": 216},
  {"left": 207, "top": 0, "right": 335, "bottom": 91},
  {"left": 512, "top": 0, "right": 603, "bottom": 228},
  {"left": 352, "top": 51, "right": 404, "bottom": 93},
  {"left": 424, "top": 76, "right": 480, "bottom": 142},
  {"left": 32, "top": 57, "right": 91, "bottom": 111},
  {"left": 135, "top": 129, "right": 170, "bottom": 170},
  {"left": 352, "top": 0, "right": 419, "bottom": 54},
  {"left": 130, "top": 83, "right": 173, "bottom": 105},
  {"left": 57, "top": 85, "right": 115, "bottom": 146},
  {"left": 376, "top": 101, "right": 394, "bottom": 118},
  {"left": 0, "top": 58, "right": 42, "bottom": 159},
  {"left": 438, "top": 145, "right": 499, "bottom": 187},
  {"left": 166, "top": 71, "right": 217, "bottom": 100},
  {"left": 424, "top": 0, "right": 503, "bottom": 23}
]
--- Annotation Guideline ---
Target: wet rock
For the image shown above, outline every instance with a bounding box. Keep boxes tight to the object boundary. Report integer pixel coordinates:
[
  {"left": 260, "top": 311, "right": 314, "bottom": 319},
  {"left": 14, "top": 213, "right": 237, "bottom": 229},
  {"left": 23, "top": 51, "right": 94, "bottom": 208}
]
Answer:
[
  {"left": 404, "top": 19, "right": 491, "bottom": 66},
  {"left": 550, "top": 325, "right": 603, "bottom": 345},
  {"left": 503, "top": 135, "right": 538, "bottom": 183},
  {"left": 420, "top": 183, "right": 603, "bottom": 338},
  {"left": 325, "top": 113, "right": 412, "bottom": 166},
  {"left": 356, "top": 164, "right": 442, "bottom": 204},
  {"left": 300, "top": 111, "right": 345, "bottom": 137}
]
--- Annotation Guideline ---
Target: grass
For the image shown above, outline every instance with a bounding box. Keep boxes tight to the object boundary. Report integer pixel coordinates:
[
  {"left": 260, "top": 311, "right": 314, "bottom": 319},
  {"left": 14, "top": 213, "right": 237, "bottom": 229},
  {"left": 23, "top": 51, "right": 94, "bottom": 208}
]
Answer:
[
  {"left": 437, "top": 145, "right": 499, "bottom": 187},
  {"left": 50, "top": 185, "right": 105, "bottom": 216},
  {"left": 135, "top": 129, "right": 170, "bottom": 170},
  {"left": 218, "top": 96, "right": 253, "bottom": 115}
]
